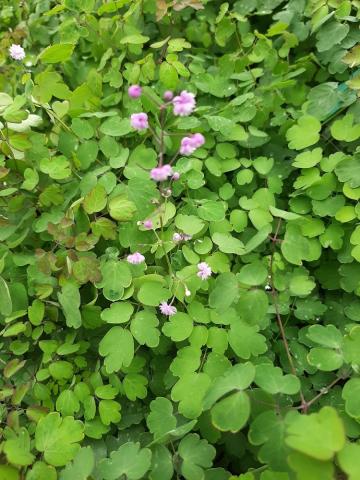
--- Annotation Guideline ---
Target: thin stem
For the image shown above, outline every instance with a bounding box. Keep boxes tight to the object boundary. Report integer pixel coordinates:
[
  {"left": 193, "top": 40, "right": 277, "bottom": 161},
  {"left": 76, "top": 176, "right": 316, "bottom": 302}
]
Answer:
[
  {"left": 153, "top": 220, "right": 173, "bottom": 275},
  {"left": 158, "top": 107, "right": 166, "bottom": 166},
  {"left": 296, "top": 375, "right": 347, "bottom": 411},
  {"left": 269, "top": 218, "right": 307, "bottom": 413}
]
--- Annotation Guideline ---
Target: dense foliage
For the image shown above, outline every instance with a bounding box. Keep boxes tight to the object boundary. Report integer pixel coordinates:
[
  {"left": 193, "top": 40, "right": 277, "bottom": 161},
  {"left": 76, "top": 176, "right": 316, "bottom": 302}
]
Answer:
[{"left": 1, "top": 0, "right": 360, "bottom": 478}]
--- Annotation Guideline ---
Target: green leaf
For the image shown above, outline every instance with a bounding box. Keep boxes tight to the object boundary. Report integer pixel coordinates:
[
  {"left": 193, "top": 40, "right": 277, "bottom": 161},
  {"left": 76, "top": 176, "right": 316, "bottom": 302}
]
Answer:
[
  {"left": 101, "top": 302, "right": 134, "bottom": 324},
  {"left": 138, "top": 282, "right": 171, "bottom": 307},
  {"left": 249, "top": 410, "right": 290, "bottom": 471},
  {"left": 238, "top": 261, "right": 268, "bottom": 286},
  {"left": 108, "top": 195, "right": 137, "bottom": 221},
  {"left": 40, "top": 156, "right": 71, "bottom": 179},
  {"left": 0, "top": 276, "right": 12, "bottom": 316},
  {"left": 149, "top": 445, "right": 174, "bottom": 480},
  {"left": 285, "top": 406, "right": 345, "bottom": 460},
  {"left": 99, "top": 260, "right": 132, "bottom": 301},
  {"left": 286, "top": 116, "right": 321, "bottom": 150},
  {"left": 160, "top": 62, "right": 178, "bottom": 89},
  {"left": 178, "top": 434, "right": 216, "bottom": 480},
  {"left": 21, "top": 168, "right": 39, "bottom": 191},
  {"left": 71, "top": 118, "right": 94, "bottom": 139},
  {"left": 331, "top": 114, "right": 360, "bottom": 142},
  {"left": 342, "top": 378, "right": 360, "bottom": 419},
  {"left": 3, "top": 428, "right": 35, "bottom": 466},
  {"left": 254, "top": 364, "right": 300, "bottom": 395},
  {"left": 48, "top": 361, "right": 74, "bottom": 380},
  {"left": 35, "top": 413, "right": 84, "bottom": 466},
  {"left": 316, "top": 21, "right": 349, "bottom": 52},
  {"left": 123, "top": 373, "right": 147, "bottom": 400},
  {"left": 59, "top": 447, "right": 95, "bottom": 480},
  {"left": 83, "top": 184, "right": 107, "bottom": 214},
  {"left": 198, "top": 201, "right": 226, "bottom": 221},
  {"left": 99, "top": 399, "right": 121, "bottom": 425},
  {"left": 26, "top": 462, "right": 57, "bottom": 480},
  {"left": 209, "top": 273, "right": 239, "bottom": 311},
  {"left": 28, "top": 299, "right": 45, "bottom": 326},
  {"left": 162, "top": 312, "right": 193, "bottom": 341},
  {"left": 228, "top": 320, "right": 267, "bottom": 359},
  {"left": 337, "top": 443, "right": 360, "bottom": 480},
  {"left": 97, "top": 442, "right": 152, "bottom": 480},
  {"left": 39, "top": 43, "right": 75, "bottom": 63},
  {"left": 58, "top": 283, "right": 82, "bottom": 329},
  {"left": 172, "top": 372, "right": 211, "bottom": 419},
  {"left": 120, "top": 34, "right": 150, "bottom": 44},
  {"left": 211, "top": 391, "right": 250, "bottom": 432},
  {"left": 306, "top": 325, "right": 342, "bottom": 348},
  {"left": 175, "top": 214, "right": 205, "bottom": 235},
  {"left": 146, "top": 397, "right": 177, "bottom": 440},
  {"left": 130, "top": 310, "right": 160, "bottom": 347},
  {"left": 335, "top": 155, "right": 360, "bottom": 188},
  {"left": 203, "top": 363, "right": 255, "bottom": 409},
  {"left": 288, "top": 452, "right": 334, "bottom": 480},
  {"left": 212, "top": 232, "right": 245, "bottom": 255},
  {"left": 100, "top": 117, "right": 132, "bottom": 136},
  {"left": 293, "top": 148, "right": 322, "bottom": 168},
  {"left": 56, "top": 390, "right": 80, "bottom": 416},
  {"left": 99, "top": 327, "right": 134, "bottom": 373}
]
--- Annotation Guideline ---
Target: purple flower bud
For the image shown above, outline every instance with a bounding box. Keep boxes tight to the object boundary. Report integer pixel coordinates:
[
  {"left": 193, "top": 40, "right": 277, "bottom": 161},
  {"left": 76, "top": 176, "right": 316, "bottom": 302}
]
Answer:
[
  {"left": 172, "top": 172, "right": 180, "bottom": 181},
  {"left": 163, "top": 90, "right": 174, "bottom": 101},
  {"left": 128, "top": 85, "right": 142, "bottom": 98},
  {"left": 143, "top": 219, "right": 153, "bottom": 229}
]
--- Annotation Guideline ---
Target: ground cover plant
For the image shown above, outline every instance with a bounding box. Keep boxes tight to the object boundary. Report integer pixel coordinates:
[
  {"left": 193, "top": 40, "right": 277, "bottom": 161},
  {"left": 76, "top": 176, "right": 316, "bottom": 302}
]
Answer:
[{"left": 0, "top": 0, "right": 360, "bottom": 478}]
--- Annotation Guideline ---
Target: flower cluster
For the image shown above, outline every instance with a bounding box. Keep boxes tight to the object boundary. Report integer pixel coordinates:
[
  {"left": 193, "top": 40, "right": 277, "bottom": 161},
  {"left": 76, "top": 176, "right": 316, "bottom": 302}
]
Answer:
[
  {"left": 172, "top": 90, "right": 196, "bottom": 116},
  {"left": 150, "top": 164, "right": 173, "bottom": 182},
  {"left": 127, "top": 252, "right": 145, "bottom": 264},
  {"left": 130, "top": 112, "right": 148, "bottom": 130},
  {"left": 173, "top": 233, "right": 192, "bottom": 243},
  {"left": 159, "top": 302, "right": 177, "bottom": 316},
  {"left": 180, "top": 133, "right": 205, "bottom": 156},
  {"left": 9, "top": 44, "right": 25, "bottom": 61},
  {"left": 197, "top": 262, "right": 212, "bottom": 280}
]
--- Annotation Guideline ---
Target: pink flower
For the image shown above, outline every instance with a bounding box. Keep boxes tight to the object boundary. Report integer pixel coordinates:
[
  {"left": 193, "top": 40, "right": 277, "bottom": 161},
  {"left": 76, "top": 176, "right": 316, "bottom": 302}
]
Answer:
[
  {"left": 159, "top": 302, "right": 177, "bottom": 316},
  {"left": 130, "top": 112, "right": 148, "bottom": 130},
  {"left": 180, "top": 133, "right": 205, "bottom": 156},
  {"left": 180, "top": 136, "right": 196, "bottom": 156},
  {"left": 127, "top": 252, "right": 145, "bottom": 264},
  {"left": 9, "top": 44, "right": 25, "bottom": 61},
  {"left": 172, "top": 90, "right": 196, "bottom": 116},
  {"left": 172, "top": 172, "right": 180, "bottom": 181},
  {"left": 197, "top": 262, "right": 212, "bottom": 280},
  {"left": 128, "top": 85, "right": 142, "bottom": 98},
  {"left": 163, "top": 90, "right": 174, "bottom": 101},
  {"left": 150, "top": 164, "right": 173, "bottom": 182},
  {"left": 143, "top": 219, "right": 153, "bottom": 229},
  {"left": 191, "top": 133, "right": 205, "bottom": 148}
]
